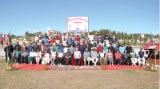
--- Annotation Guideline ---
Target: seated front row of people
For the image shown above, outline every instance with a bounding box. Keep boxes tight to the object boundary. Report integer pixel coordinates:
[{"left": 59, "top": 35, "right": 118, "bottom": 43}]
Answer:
[{"left": 13, "top": 47, "right": 146, "bottom": 66}]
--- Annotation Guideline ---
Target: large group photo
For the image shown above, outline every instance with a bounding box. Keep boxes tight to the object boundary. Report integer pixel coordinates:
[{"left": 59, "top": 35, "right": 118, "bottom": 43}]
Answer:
[{"left": 0, "top": 0, "right": 159, "bottom": 89}]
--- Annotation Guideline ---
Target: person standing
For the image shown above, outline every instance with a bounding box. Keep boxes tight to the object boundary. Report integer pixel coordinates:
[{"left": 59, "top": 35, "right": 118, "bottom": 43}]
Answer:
[
  {"left": 53, "top": 43, "right": 59, "bottom": 53},
  {"left": 15, "top": 42, "right": 21, "bottom": 51},
  {"left": 0, "top": 36, "right": 4, "bottom": 48},
  {"left": 126, "top": 43, "right": 132, "bottom": 54},
  {"left": 74, "top": 48, "right": 81, "bottom": 66},
  {"left": 4, "top": 43, "right": 9, "bottom": 62},
  {"left": 111, "top": 33, "right": 117, "bottom": 44}
]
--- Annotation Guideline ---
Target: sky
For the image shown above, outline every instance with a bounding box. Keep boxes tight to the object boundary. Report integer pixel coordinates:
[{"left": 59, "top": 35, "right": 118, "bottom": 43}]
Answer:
[{"left": 0, "top": 0, "right": 159, "bottom": 36}]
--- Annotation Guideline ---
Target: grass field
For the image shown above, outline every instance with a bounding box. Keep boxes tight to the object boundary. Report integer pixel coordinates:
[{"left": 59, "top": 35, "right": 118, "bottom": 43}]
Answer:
[{"left": 0, "top": 59, "right": 159, "bottom": 89}]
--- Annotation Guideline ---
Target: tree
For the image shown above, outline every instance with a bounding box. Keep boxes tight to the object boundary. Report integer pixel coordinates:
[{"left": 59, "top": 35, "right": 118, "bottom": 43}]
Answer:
[{"left": 25, "top": 31, "right": 29, "bottom": 36}]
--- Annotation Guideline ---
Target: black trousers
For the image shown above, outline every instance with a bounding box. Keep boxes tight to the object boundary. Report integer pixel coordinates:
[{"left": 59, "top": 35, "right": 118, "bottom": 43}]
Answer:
[
  {"left": 75, "top": 59, "right": 80, "bottom": 66},
  {"left": 65, "top": 57, "right": 71, "bottom": 65}
]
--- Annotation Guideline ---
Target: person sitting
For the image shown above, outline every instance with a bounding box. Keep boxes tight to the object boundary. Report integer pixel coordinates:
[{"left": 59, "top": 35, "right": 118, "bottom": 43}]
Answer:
[
  {"left": 35, "top": 49, "right": 42, "bottom": 65},
  {"left": 99, "top": 50, "right": 106, "bottom": 65},
  {"left": 122, "top": 50, "right": 129, "bottom": 65},
  {"left": 42, "top": 50, "right": 50, "bottom": 65},
  {"left": 51, "top": 49, "right": 57, "bottom": 65},
  {"left": 74, "top": 48, "right": 81, "bottom": 66},
  {"left": 29, "top": 49, "right": 36, "bottom": 64},
  {"left": 57, "top": 50, "right": 64, "bottom": 65},
  {"left": 115, "top": 50, "right": 121, "bottom": 65},
  {"left": 90, "top": 47, "right": 98, "bottom": 66},
  {"left": 130, "top": 49, "right": 137, "bottom": 66},
  {"left": 106, "top": 49, "right": 114, "bottom": 66},
  {"left": 83, "top": 48, "right": 91, "bottom": 66},
  {"left": 138, "top": 49, "right": 145, "bottom": 66},
  {"left": 14, "top": 48, "right": 21, "bottom": 64},
  {"left": 64, "top": 49, "right": 72, "bottom": 65}
]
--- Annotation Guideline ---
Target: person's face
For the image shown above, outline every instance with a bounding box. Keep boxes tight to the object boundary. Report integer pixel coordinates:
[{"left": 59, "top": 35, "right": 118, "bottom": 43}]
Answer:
[{"left": 67, "top": 49, "right": 69, "bottom": 52}]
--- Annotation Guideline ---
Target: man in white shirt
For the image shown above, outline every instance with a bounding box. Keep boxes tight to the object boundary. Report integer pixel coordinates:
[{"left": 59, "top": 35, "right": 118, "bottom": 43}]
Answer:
[
  {"left": 58, "top": 50, "right": 64, "bottom": 65},
  {"left": 74, "top": 48, "right": 81, "bottom": 66},
  {"left": 51, "top": 49, "right": 57, "bottom": 65}
]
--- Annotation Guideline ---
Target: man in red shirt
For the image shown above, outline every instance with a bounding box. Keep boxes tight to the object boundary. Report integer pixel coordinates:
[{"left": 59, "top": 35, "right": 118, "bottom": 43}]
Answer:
[
  {"left": 97, "top": 44, "right": 103, "bottom": 53},
  {"left": 49, "top": 36, "right": 54, "bottom": 45}
]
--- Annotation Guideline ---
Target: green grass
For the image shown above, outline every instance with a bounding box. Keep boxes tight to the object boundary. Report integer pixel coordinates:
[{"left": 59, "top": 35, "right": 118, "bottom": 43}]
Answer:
[
  {"left": 0, "top": 59, "right": 159, "bottom": 89},
  {"left": 122, "top": 69, "right": 140, "bottom": 74}
]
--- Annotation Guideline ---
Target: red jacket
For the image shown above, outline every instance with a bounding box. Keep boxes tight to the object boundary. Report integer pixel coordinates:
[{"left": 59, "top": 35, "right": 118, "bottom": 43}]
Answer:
[
  {"left": 115, "top": 53, "right": 121, "bottom": 60},
  {"left": 97, "top": 46, "right": 103, "bottom": 53}
]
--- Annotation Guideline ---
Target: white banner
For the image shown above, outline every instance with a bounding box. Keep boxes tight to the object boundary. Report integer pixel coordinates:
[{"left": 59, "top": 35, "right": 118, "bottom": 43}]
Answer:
[{"left": 67, "top": 17, "right": 89, "bottom": 33}]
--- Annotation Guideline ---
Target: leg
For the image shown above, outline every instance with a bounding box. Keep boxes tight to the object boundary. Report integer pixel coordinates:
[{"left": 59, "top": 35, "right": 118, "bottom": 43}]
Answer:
[{"left": 84, "top": 58, "right": 86, "bottom": 65}]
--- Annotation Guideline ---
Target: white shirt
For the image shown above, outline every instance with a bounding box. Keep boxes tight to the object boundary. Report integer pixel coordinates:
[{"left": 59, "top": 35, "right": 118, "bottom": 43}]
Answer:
[
  {"left": 29, "top": 52, "right": 36, "bottom": 57},
  {"left": 99, "top": 52, "right": 105, "bottom": 58},
  {"left": 36, "top": 51, "right": 42, "bottom": 58},
  {"left": 74, "top": 51, "right": 81, "bottom": 59},
  {"left": 51, "top": 51, "right": 56, "bottom": 57},
  {"left": 35, "top": 36, "right": 39, "bottom": 42},
  {"left": 58, "top": 52, "right": 64, "bottom": 58},
  {"left": 63, "top": 47, "right": 69, "bottom": 53},
  {"left": 43, "top": 53, "right": 49, "bottom": 59}
]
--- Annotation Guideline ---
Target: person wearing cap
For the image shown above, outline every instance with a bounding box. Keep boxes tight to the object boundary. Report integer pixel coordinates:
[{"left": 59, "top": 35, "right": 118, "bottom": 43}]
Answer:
[
  {"left": 130, "top": 49, "right": 137, "bottom": 66},
  {"left": 90, "top": 47, "right": 99, "bottom": 66},
  {"left": 138, "top": 49, "right": 145, "bottom": 66}
]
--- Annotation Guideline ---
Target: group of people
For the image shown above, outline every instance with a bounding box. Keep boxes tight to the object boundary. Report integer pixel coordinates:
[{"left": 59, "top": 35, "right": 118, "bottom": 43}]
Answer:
[{"left": 4, "top": 32, "right": 146, "bottom": 66}]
